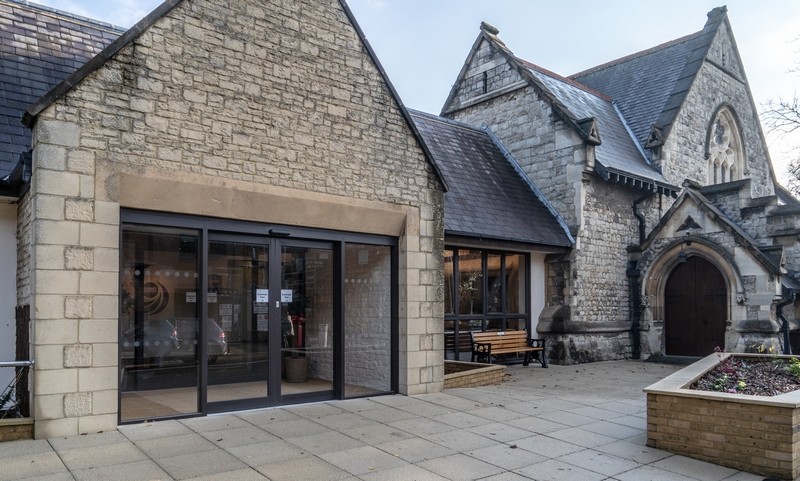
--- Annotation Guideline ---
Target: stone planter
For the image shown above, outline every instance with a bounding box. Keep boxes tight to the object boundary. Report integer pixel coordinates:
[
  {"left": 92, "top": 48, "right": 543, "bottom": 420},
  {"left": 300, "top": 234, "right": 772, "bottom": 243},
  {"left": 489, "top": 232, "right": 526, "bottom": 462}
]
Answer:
[
  {"left": 0, "top": 418, "right": 33, "bottom": 442},
  {"left": 645, "top": 353, "right": 800, "bottom": 480},
  {"left": 444, "top": 361, "right": 505, "bottom": 389}
]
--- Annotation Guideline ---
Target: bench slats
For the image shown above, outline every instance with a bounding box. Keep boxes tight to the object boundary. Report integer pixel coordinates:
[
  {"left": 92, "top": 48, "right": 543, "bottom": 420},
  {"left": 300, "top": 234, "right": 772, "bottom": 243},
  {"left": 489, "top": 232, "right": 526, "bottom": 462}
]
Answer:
[{"left": 470, "top": 330, "right": 548, "bottom": 368}]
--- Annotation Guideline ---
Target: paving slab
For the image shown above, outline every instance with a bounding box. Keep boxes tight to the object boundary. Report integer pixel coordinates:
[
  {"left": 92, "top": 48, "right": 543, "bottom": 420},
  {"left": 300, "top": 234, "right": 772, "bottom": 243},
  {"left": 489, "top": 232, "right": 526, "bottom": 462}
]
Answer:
[{"left": 0, "top": 361, "right": 772, "bottom": 481}]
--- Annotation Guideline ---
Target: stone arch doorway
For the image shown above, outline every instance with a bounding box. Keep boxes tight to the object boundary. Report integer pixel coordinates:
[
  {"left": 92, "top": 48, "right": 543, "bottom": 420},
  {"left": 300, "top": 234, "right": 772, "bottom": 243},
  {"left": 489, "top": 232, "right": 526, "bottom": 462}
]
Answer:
[{"left": 664, "top": 256, "right": 727, "bottom": 356}]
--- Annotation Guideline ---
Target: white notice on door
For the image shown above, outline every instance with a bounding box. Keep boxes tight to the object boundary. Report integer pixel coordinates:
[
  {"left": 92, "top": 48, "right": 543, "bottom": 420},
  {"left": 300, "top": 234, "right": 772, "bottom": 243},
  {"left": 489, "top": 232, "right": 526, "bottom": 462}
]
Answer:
[
  {"left": 281, "top": 289, "right": 293, "bottom": 302},
  {"left": 256, "top": 289, "right": 269, "bottom": 303}
]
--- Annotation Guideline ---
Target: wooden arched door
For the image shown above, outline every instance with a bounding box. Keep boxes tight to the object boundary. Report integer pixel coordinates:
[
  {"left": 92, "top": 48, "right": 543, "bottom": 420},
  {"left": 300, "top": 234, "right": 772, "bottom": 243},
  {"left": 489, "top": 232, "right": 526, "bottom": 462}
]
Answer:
[{"left": 664, "top": 256, "right": 727, "bottom": 356}]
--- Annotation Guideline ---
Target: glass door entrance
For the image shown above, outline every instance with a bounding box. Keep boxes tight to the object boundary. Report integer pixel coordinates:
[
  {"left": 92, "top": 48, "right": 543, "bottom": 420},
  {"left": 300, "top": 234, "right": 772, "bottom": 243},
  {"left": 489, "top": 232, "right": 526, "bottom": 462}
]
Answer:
[
  {"left": 205, "top": 236, "right": 334, "bottom": 411},
  {"left": 120, "top": 211, "right": 396, "bottom": 423}
]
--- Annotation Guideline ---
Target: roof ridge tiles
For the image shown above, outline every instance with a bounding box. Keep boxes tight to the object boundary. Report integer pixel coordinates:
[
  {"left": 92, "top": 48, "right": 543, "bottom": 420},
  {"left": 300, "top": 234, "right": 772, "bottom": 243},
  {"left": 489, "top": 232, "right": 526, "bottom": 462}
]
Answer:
[
  {"left": 408, "top": 109, "right": 489, "bottom": 134},
  {"left": 569, "top": 31, "right": 702, "bottom": 79},
  {"left": 518, "top": 58, "right": 612, "bottom": 102},
  {"left": 1, "top": 0, "right": 127, "bottom": 33}
]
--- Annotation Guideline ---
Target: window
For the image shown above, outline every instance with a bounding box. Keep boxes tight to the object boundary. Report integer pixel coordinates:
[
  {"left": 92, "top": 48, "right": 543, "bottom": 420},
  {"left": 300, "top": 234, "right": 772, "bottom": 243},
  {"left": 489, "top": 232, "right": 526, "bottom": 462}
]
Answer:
[
  {"left": 707, "top": 108, "right": 744, "bottom": 185},
  {"left": 443, "top": 247, "right": 529, "bottom": 360}
]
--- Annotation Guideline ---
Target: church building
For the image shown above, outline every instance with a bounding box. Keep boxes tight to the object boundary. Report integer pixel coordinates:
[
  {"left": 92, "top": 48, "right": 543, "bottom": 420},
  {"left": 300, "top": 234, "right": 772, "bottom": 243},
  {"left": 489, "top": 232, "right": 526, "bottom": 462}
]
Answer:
[
  {"left": 440, "top": 7, "right": 799, "bottom": 363},
  {"left": 1, "top": 0, "right": 798, "bottom": 440}
]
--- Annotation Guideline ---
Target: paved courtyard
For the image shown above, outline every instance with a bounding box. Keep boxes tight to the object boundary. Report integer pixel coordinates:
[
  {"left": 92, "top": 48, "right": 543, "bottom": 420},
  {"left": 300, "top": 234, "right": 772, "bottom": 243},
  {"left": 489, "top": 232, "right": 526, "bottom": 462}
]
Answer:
[{"left": 0, "top": 360, "right": 765, "bottom": 480}]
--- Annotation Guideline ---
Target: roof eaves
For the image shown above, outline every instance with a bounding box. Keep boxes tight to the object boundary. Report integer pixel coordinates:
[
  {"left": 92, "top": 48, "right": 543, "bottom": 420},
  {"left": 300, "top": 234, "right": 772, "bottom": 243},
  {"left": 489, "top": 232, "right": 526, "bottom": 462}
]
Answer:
[
  {"left": 595, "top": 162, "right": 679, "bottom": 198},
  {"left": 22, "top": 0, "right": 185, "bottom": 128},
  {"left": 481, "top": 124, "right": 575, "bottom": 247},
  {"left": 339, "top": 0, "right": 448, "bottom": 192}
]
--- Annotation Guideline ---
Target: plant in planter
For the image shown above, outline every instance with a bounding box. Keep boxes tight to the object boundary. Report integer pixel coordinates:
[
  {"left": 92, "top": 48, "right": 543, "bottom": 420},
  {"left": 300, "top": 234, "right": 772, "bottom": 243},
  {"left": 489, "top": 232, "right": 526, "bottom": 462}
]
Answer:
[
  {"left": 690, "top": 346, "right": 800, "bottom": 396},
  {"left": 646, "top": 351, "right": 800, "bottom": 480}
]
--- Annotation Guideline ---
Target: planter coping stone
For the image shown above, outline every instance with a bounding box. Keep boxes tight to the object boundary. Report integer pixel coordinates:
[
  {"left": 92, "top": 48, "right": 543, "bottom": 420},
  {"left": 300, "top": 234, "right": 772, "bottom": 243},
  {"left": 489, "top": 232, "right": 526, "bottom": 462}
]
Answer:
[{"left": 644, "top": 352, "right": 800, "bottom": 407}]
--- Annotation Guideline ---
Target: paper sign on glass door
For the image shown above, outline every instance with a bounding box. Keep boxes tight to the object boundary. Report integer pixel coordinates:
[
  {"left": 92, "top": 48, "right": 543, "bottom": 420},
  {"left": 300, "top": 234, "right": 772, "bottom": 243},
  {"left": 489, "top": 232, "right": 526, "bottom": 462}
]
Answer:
[{"left": 256, "top": 289, "right": 269, "bottom": 303}]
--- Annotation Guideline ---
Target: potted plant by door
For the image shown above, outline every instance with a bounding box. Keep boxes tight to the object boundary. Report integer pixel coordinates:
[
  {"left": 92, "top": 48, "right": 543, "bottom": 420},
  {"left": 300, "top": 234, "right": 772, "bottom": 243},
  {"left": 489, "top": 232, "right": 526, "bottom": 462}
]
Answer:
[{"left": 283, "top": 314, "right": 307, "bottom": 382}]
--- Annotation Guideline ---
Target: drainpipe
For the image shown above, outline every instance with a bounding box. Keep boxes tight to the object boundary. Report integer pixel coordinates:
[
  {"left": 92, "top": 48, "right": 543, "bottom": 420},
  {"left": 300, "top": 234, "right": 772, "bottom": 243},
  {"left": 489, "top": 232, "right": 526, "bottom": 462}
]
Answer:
[
  {"left": 627, "top": 259, "right": 641, "bottom": 359},
  {"left": 628, "top": 192, "right": 654, "bottom": 360},
  {"left": 777, "top": 290, "right": 797, "bottom": 355}
]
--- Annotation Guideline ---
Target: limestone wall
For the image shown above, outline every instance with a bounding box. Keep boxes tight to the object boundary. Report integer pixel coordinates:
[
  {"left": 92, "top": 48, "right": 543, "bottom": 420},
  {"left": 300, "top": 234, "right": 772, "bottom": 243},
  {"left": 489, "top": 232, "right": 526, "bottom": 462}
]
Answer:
[
  {"left": 662, "top": 29, "right": 773, "bottom": 199},
  {"left": 24, "top": 0, "right": 443, "bottom": 438},
  {"left": 446, "top": 36, "right": 644, "bottom": 363}
]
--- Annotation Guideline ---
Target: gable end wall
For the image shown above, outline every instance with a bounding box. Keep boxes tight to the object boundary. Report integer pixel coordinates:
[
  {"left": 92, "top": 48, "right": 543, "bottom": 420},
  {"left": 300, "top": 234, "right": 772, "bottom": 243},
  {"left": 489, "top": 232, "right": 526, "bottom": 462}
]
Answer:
[{"left": 23, "top": 0, "right": 444, "bottom": 438}]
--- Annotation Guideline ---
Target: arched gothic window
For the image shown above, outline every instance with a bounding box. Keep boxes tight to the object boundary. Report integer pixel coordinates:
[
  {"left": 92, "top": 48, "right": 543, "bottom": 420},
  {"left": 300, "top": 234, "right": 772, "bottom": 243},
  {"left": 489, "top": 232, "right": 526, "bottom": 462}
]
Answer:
[{"left": 706, "top": 108, "right": 744, "bottom": 185}]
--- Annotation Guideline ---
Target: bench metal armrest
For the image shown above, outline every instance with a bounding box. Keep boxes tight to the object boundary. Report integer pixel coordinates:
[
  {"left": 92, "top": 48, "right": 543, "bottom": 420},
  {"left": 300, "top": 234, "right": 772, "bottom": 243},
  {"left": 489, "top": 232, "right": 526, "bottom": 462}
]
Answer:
[{"left": 527, "top": 338, "right": 546, "bottom": 350}]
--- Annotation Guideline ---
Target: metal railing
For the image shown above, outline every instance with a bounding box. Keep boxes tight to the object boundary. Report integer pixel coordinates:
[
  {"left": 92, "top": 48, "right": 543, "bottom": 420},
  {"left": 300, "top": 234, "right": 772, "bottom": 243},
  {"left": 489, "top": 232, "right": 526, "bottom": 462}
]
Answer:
[{"left": 0, "top": 360, "right": 33, "bottom": 419}]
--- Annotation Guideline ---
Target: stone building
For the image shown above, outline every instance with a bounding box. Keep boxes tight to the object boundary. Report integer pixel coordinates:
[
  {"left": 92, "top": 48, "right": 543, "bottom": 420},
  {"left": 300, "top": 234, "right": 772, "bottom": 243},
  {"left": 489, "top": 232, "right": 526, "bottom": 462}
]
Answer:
[
  {"left": 0, "top": 0, "right": 125, "bottom": 424},
  {"left": 4, "top": 0, "right": 449, "bottom": 439},
  {"left": 3, "top": 0, "right": 799, "bottom": 440},
  {"left": 409, "top": 110, "right": 573, "bottom": 361},
  {"left": 442, "top": 8, "right": 800, "bottom": 363}
]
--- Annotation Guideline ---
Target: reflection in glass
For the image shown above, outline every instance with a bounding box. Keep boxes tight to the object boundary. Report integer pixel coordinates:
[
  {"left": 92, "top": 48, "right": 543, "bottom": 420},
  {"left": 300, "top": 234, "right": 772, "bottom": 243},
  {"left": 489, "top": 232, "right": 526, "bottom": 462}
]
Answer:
[
  {"left": 281, "top": 246, "right": 334, "bottom": 395},
  {"left": 488, "top": 253, "right": 502, "bottom": 313},
  {"left": 506, "top": 254, "right": 526, "bottom": 313},
  {"left": 207, "top": 241, "right": 268, "bottom": 404},
  {"left": 458, "top": 250, "right": 483, "bottom": 315},
  {"left": 344, "top": 244, "right": 392, "bottom": 397},
  {"left": 444, "top": 249, "right": 454, "bottom": 315},
  {"left": 120, "top": 225, "right": 200, "bottom": 422}
]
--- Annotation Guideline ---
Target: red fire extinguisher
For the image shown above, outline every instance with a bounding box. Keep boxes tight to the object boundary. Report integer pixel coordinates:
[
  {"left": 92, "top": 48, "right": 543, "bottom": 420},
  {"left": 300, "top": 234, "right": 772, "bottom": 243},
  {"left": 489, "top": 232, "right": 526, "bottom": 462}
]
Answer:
[{"left": 292, "top": 315, "right": 305, "bottom": 348}]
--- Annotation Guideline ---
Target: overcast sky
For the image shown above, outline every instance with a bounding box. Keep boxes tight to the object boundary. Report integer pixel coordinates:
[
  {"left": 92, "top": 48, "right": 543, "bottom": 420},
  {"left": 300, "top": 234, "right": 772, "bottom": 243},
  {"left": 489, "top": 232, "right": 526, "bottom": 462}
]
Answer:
[{"left": 37, "top": 0, "right": 800, "bottom": 184}]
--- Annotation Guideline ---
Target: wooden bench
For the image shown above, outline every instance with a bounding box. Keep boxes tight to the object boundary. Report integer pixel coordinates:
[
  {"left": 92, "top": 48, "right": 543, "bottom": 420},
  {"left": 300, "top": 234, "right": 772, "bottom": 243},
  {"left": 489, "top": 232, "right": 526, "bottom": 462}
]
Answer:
[{"left": 470, "top": 330, "right": 548, "bottom": 367}]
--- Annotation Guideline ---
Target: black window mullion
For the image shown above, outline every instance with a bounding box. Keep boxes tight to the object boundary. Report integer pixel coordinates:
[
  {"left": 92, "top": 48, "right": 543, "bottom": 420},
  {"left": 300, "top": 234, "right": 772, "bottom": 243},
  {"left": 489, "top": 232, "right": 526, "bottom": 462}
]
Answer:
[
  {"left": 481, "top": 252, "right": 488, "bottom": 331},
  {"left": 199, "top": 227, "right": 208, "bottom": 413}
]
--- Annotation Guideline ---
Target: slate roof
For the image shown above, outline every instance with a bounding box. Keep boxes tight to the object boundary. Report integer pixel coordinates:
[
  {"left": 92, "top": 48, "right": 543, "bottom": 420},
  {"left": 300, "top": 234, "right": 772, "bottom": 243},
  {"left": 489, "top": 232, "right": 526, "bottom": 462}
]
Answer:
[
  {"left": 443, "top": 9, "right": 743, "bottom": 199},
  {"left": 0, "top": 0, "right": 124, "bottom": 178},
  {"left": 410, "top": 109, "right": 572, "bottom": 248},
  {"left": 522, "top": 62, "right": 672, "bottom": 190},
  {"left": 571, "top": 7, "right": 727, "bottom": 148}
]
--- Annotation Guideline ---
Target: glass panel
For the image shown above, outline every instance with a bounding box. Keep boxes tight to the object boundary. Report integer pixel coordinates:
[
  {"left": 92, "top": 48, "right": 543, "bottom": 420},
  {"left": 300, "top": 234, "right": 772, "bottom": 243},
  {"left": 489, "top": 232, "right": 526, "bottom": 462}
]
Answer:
[
  {"left": 120, "top": 225, "right": 200, "bottom": 422},
  {"left": 507, "top": 318, "right": 527, "bottom": 332},
  {"left": 505, "top": 254, "right": 526, "bottom": 313},
  {"left": 207, "top": 241, "right": 268, "bottom": 404},
  {"left": 486, "top": 318, "right": 503, "bottom": 331},
  {"left": 344, "top": 244, "right": 392, "bottom": 397},
  {"left": 458, "top": 250, "right": 483, "bottom": 315},
  {"left": 443, "top": 249, "right": 454, "bottom": 315},
  {"left": 281, "top": 246, "right": 334, "bottom": 395},
  {"left": 487, "top": 254, "right": 502, "bottom": 313}
]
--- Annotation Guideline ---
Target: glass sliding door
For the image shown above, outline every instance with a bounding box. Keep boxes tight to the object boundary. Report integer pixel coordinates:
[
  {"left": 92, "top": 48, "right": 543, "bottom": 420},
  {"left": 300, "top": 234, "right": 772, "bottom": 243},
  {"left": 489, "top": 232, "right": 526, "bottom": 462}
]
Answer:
[
  {"left": 280, "top": 243, "right": 334, "bottom": 398},
  {"left": 121, "top": 211, "right": 398, "bottom": 419},
  {"left": 207, "top": 239, "right": 268, "bottom": 407},
  {"left": 120, "top": 225, "right": 201, "bottom": 422}
]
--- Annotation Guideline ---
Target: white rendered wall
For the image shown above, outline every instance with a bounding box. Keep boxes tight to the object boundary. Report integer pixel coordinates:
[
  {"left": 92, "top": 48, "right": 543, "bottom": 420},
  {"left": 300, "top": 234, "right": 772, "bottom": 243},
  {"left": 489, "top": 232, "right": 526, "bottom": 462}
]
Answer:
[
  {"left": 0, "top": 202, "right": 16, "bottom": 389},
  {"left": 530, "top": 252, "right": 547, "bottom": 335}
]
